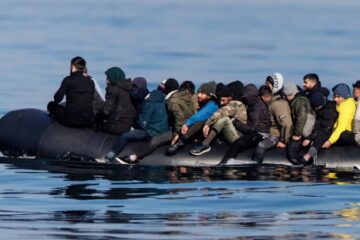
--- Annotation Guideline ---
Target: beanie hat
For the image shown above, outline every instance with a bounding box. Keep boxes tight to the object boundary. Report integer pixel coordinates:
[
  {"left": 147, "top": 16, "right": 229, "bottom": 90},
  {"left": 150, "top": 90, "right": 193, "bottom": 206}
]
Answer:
[
  {"left": 227, "top": 80, "right": 244, "bottom": 100},
  {"left": 310, "top": 91, "right": 327, "bottom": 109},
  {"left": 332, "top": 83, "right": 351, "bottom": 99},
  {"left": 216, "top": 84, "right": 232, "bottom": 98},
  {"left": 282, "top": 81, "right": 299, "bottom": 97},
  {"left": 105, "top": 67, "right": 126, "bottom": 84},
  {"left": 132, "top": 77, "right": 147, "bottom": 89},
  {"left": 198, "top": 81, "right": 216, "bottom": 97},
  {"left": 266, "top": 73, "right": 284, "bottom": 94},
  {"left": 163, "top": 78, "right": 179, "bottom": 94}
]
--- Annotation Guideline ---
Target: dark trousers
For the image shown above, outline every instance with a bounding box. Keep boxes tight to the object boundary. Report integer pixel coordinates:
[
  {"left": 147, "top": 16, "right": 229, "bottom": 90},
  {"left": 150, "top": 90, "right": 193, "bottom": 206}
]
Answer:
[
  {"left": 182, "top": 122, "right": 204, "bottom": 141},
  {"left": 335, "top": 131, "right": 356, "bottom": 146},
  {"left": 137, "top": 131, "right": 172, "bottom": 158},
  {"left": 222, "top": 132, "right": 263, "bottom": 163},
  {"left": 111, "top": 129, "right": 151, "bottom": 156},
  {"left": 286, "top": 139, "right": 302, "bottom": 162}
]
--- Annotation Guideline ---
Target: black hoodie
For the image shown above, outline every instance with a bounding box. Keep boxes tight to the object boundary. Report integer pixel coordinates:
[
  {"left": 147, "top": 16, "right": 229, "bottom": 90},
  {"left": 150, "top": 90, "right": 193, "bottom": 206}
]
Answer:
[{"left": 233, "top": 84, "right": 271, "bottom": 134}]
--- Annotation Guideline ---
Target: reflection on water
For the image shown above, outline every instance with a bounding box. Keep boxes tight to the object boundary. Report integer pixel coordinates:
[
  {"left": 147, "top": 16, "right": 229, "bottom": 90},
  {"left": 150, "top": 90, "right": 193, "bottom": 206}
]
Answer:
[{"left": 0, "top": 157, "right": 359, "bottom": 239}]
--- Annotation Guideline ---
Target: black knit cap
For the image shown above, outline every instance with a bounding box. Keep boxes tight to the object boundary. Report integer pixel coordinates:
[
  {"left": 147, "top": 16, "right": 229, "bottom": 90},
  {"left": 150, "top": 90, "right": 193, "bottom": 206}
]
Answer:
[
  {"left": 216, "top": 84, "right": 232, "bottom": 98},
  {"left": 164, "top": 78, "right": 179, "bottom": 94}
]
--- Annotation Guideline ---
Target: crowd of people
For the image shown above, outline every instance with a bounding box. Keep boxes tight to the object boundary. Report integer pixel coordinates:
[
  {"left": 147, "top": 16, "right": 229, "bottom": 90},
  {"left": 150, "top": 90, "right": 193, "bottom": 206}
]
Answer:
[{"left": 47, "top": 56, "right": 360, "bottom": 165}]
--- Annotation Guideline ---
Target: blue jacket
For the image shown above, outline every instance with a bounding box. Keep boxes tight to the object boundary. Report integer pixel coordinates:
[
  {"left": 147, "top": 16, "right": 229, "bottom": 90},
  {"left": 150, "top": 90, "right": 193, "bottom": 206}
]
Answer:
[
  {"left": 185, "top": 100, "right": 218, "bottom": 126},
  {"left": 138, "top": 90, "right": 168, "bottom": 137}
]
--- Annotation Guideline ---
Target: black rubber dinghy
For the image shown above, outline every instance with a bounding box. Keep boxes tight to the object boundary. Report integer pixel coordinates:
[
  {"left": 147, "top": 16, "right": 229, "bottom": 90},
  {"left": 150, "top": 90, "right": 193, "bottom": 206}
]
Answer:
[{"left": 0, "top": 109, "right": 359, "bottom": 169}]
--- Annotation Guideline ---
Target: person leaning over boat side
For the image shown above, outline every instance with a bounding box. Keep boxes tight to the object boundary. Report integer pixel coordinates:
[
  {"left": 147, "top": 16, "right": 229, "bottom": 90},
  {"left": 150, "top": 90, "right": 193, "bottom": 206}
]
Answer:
[
  {"left": 322, "top": 83, "right": 356, "bottom": 149},
  {"left": 83, "top": 66, "right": 105, "bottom": 116},
  {"left": 352, "top": 80, "right": 360, "bottom": 146},
  {"left": 130, "top": 77, "right": 150, "bottom": 113},
  {"left": 165, "top": 81, "right": 219, "bottom": 156},
  {"left": 219, "top": 84, "right": 271, "bottom": 165},
  {"left": 103, "top": 87, "right": 169, "bottom": 164},
  {"left": 180, "top": 80, "right": 199, "bottom": 113},
  {"left": 282, "top": 81, "right": 315, "bottom": 165},
  {"left": 47, "top": 56, "right": 95, "bottom": 128},
  {"left": 94, "top": 67, "right": 137, "bottom": 135},
  {"left": 298, "top": 91, "right": 338, "bottom": 164},
  {"left": 190, "top": 84, "right": 247, "bottom": 156},
  {"left": 253, "top": 82, "right": 293, "bottom": 164}
]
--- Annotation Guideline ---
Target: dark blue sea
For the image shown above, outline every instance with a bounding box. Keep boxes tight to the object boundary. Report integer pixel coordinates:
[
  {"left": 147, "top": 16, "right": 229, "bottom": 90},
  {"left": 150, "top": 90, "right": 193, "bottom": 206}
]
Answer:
[{"left": 0, "top": 0, "right": 360, "bottom": 239}]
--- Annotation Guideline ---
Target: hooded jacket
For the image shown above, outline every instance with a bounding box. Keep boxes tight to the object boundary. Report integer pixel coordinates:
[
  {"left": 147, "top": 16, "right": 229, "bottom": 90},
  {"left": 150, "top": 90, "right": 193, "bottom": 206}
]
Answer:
[
  {"left": 310, "top": 101, "right": 338, "bottom": 139},
  {"left": 269, "top": 94, "right": 293, "bottom": 143},
  {"left": 138, "top": 90, "right": 168, "bottom": 137},
  {"left": 101, "top": 79, "right": 137, "bottom": 134},
  {"left": 185, "top": 100, "right": 218, "bottom": 127},
  {"left": 289, "top": 92, "right": 313, "bottom": 136},
  {"left": 328, "top": 97, "right": 356, "bottom": 144},
  {"left": 54, "top": 71, "right": 95, "bottom": 127},
  {"left": 233, "top": 84, "right": 271, "bottom": 134},
  {"left": 167, "top": 90, "right": 195, "bottom": 133}
]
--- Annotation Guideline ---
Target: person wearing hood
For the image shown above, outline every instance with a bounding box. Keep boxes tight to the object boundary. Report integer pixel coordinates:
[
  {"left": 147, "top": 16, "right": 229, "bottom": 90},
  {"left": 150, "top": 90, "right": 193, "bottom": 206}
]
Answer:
[
  {"left": 47, "top": 56, "right": 95, "bottom": 128},
  {"left": 253, "top": 77, "right": 293, "bottom": 164},
  {"left": 165, "top": 81, "right": 219, "bottom": 156},
  {"left": 220, "top": 84, "right": 271, "bottom": 165},
  {"left": 282, "top": 81, "right": 315, "bottom": 165},
  {"left": 130, "top": 77, "right": 150, "bottom": 113},
  {"left": 103, "top": 86, "right": 169, "bottom": 164},
  {"left": 190, "top": 83, "right": 247, "bottom": 156},
  {"left": 298, "top": 91, "right": 338, "bottom": 164},
  {"left": 94, "top": 67, "right": 137, "bottom": 135},
  {"left": 352, "top": 80, "right": 360, "bottom": 146},
  {"left": 322, "top": 83, "right": 356, "bottom": 149}
]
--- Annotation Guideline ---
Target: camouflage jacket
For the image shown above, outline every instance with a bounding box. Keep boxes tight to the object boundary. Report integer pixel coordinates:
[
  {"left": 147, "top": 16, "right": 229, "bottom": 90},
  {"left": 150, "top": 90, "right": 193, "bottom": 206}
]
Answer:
[{"left": 205, "top": 100, "right": 247, "bottom": 127}]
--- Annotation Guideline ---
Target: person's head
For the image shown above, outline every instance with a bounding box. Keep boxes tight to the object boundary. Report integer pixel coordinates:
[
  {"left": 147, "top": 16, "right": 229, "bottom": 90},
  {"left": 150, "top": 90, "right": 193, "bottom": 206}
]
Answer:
[
  {"left": 227, "top": 80, "right": 244, "bottom": 101},
  {"left": 180, "top": 80, "right": 196, "bottom": 95},
  {"left": 282, "top": 81, "right": 299, "bottom": 101},
  {"left": 132, "top": 77, "right": 147, "bottom": 89},
  {"left": 158, "top": 78, "right": 179, "bottom": 95},
  {"left": 259, "top": 85, "right": 272, "bottom": 104},
  {"left": 303, "top": 73, "right": 320, "bottom": 91},
  {"left": 332, "top": 83, "right": 351, "bottom": 105},
  {"left": 70, "top": 56, "right": 86, "bottom": 73},
  {"left": 216, "top": 84, "right": 233, "bottom": 106},
  {"left": 198, "top": 81, "right": 216, "bottom": 103},
  {"left": 310, "top": 91, "right": 327, "bottom": 111},
  {"left": 105, "top": 67, "right": 126, "bottom": 85},
  {"left": 353, "top": 80, "right": 360, "bottom": 100},
  {"left": 265, "top": 73, "right": 284, "bottom": 94}
]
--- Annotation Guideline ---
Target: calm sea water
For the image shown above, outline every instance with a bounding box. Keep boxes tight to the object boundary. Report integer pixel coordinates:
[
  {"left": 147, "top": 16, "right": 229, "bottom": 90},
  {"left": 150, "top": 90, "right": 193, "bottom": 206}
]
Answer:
[{"left": 1, "top": 0, "right": 360, "bottom": 239}]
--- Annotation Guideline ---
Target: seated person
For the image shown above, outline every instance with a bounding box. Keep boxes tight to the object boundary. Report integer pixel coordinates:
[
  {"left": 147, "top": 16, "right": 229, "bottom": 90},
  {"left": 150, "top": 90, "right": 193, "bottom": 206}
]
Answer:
[
  {"left": 299, "top": 91, "right": 338, "bottom": 164},
  {"left": 190, "top": 84, "right": 247, "bottom": 156},
  {"left": 322, "top": 83, "right": 356, "bottom": 149},
  {"left": 83, "top": 66, "right": 105, "bottom": 116},
  {"left": 130, "top": 77, "right": 150, "bottom": 113},
  {"left": 282, "top": 81, "right": 315, "bottom": 164},
  {"left": 47, "top": 56, "right": 95, "bottom": 128},
  {"left": 165, "top": 81, "right": 219, "bottom": 156},
  {"left": 162, "top": 78, "right": 196, "bottom": 147},
  {"left": 253, "top": 84, "right": 292, "bottom": 164},
  {"left": 103, "top": 88, "right": 168, "bottom": 164},
  {"left": 220, "top": 84, "right": 271, "bottom": 165},
  {"left": 353, "top": 80, "right": 360, "bottom": 146},
  {"left": 95, "top": 67, "right": 137, "bottom": 135},
  {"left": 180, "top": 80, "right": 199, "bottom": 112}
]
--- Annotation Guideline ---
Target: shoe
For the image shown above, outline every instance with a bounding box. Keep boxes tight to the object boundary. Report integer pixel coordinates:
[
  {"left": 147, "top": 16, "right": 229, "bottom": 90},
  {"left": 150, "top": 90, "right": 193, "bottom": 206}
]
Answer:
[
  {"left": 112, "top": 157, "right": 130, "bottom": 165},
  {"left": 116, "top": 156, "right": 138, "bottom": 165},
  {"left": 165, "top": 140, "right": 185, "bottom": 156},
  {"left": 190, "top": 144, "right": 211, "bottom": 156}
]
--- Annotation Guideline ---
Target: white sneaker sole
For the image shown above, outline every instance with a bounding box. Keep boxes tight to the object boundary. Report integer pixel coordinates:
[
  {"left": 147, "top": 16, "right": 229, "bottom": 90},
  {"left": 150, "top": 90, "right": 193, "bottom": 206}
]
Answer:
[{"left": 190, "top": 147, "right": 211, "bottom": 156}]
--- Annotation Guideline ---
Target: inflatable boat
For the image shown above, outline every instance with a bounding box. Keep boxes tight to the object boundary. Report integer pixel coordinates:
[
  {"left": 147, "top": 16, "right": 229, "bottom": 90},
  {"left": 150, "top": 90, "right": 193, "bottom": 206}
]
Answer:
[{"left": 0, "top": 108, "right": 359, "bottom": 169}]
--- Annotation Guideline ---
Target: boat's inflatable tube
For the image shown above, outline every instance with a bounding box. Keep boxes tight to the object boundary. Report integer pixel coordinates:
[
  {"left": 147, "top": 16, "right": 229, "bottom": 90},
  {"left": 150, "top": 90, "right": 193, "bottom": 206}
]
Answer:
[{"left": 0, "top": 108, "right": 360, "bottom": 169}]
